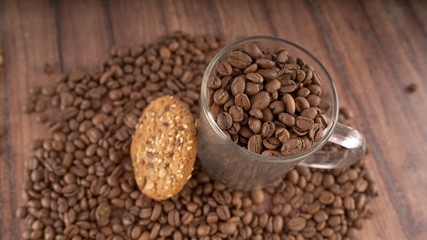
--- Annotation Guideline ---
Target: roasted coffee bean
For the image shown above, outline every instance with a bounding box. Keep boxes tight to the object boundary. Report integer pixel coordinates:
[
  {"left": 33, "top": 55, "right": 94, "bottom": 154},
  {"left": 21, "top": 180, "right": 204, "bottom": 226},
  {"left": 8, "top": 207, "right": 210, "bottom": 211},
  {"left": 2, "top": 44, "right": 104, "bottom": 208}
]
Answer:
[
  {"left": 262, "top": 150, "right": 282, "bottom": 157},
  {"left": 257, "top": 69, "right": 277, "bottom": 80},
  {"left": 250, "top": 91, "right": 271, "bottom": 110},
  {"left": 208, "top": 76, "right": 222, "bottom": 90},
  {"left": 249, "top": 108, "right": 263, "bottom": 119},
  {"left": 216, "top": 61, "right": 232, "bottom": 76},
  {"left": 229, "top": 106, "right": 244, "bottom": 122},
  {"left": 405, "top": 83, "right": 417, "bottom": 94},
  {"left": 319, "top": 191, "right": 335, "bottom": 205},
  {"left": 245, "top": 82, "right": 262, "bottom": 96},
  {"left": 231, "top": 76, "right": 246, "bottom": 96},
  {"left": 248, "top": 118, "right": 262, "bottom": 134},
  {"left": 228, "top": 51, "right": 252, "bottom": 69},
  {"left": 246, "top": 72, "right": 264, "bottom": 83},
  {"left": 213, "top": 89, "right": 230, "bottom": 105},
  {"left": 248, "top": 135, "right": 263, "bottom": 154},
  {"left": 309, "top": 123, "right": 323, "bottom": 141},
  {"left": 262, "top": 108, "right": 274, "bottom": 122},
  {"left": 265, "top": 79, "right": 281, "bottom": 93},
  {"left": 295, "top": 97, "right": 310, "bottom": 112},
  {"left": 256, "top": 58, "right": 275, "bottom": 69},
  {"left": 243, "top": 42, "right": 263, "bottom": 59},
  {"left": 278, "top": 113, "right": 295, "bottom": 127},
  {"left": 288, "top": 217, "right": 306, "bottom": 231},
  {"left": 283, "top": 94, "right": 296, "bottom": 114},
  {"left": 263, "top": 137, "right": 280, "bottom": 150},
  {"left": 95, "top": 202, "right": 111, "bottom": 226},
  {"left": 244, "top": 63, "right": 258, "bottom": 74},
  {"left": 281, "top": 138, "right": 304, "bottom": 156},
  {"left": 220, "top": 222, "right": 237, "bottom": 235},
  {"left": 217, "top": 113, "right": 233, "bottom": 130},
  {"left": 275, "top": 128, "right": 290, "bottom": 144},
  {"left": 261, "top": 121, "right": 276, "bottom": 138},
  {"left": 270, "top": 101, "right": 285, "bottom": 114},
  {"left": 296, "top": 116, "right": 314, "bottom": 131},
  {"left": 234, "top": 93, "right": 251, "bottom": 111},
  {"left": 16, "top": 206, "right": 28, "bottom": 219}
]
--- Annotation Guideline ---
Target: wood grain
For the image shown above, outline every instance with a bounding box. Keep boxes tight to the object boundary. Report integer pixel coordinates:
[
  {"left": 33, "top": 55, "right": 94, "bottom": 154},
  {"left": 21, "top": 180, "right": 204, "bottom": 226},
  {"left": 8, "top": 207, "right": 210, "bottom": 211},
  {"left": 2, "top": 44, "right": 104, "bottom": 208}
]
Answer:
[
  {"left": 0, "top": 0, "right": 426, "bottom": 239},
  {"left": 161, "top": 0, "right": 220, "bottom": 35},
  {"left": 213, "top": 0, "right": 275, "bottom": 39},
  {"left": 108, "top": 0, "right": 166, "bottom": 46},
  {"left": 57, "top": 0, "right": 113, "bottom": 71},
  {"left": 1, "top": 0, "right": 61, "bottom": 239},
  {"left": 312, "top": 1, "right": 427, "bottom": 239}
]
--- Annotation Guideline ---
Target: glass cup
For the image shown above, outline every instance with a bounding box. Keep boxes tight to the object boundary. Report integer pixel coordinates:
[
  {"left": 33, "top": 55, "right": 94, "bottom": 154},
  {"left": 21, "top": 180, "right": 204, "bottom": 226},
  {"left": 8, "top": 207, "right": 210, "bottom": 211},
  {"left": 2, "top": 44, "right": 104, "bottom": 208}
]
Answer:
[{"left": 197, "top": 36, "right": 366, "bottom": 191}]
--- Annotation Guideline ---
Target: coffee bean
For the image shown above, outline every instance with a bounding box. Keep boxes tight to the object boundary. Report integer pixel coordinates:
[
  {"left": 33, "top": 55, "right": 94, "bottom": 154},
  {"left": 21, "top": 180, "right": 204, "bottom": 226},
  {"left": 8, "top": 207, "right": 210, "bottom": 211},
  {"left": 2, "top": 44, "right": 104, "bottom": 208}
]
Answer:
[
  {"left": 273, "top": 215, "right": 284, "bottom": 233},
  {"left": 405, "top": 83, "right": 417, "bottom": 94},
  {"left": 248, "top": 135, "right": 263, "bottom": 154},
  {"left": 269, "top": 101, "right": 285, "bottom": 114},
  {"left": 262, "top": 108, "right": 274, "bottom": 122},
  {"left": 265, "top": 79, "right": 281, "bottom": 93},
  {"left": 261, "top": 150, "right": 282, "bottom": 157},
  {"left": 197, "top": 224, "right": 210, "bottom": 237},
  {"left": 263, "top": 137, "right": 280, "bottom": 150},
  {"left": 244, "top": 63, "right": 258, "bottom": 74},
  {"left": 234, "top": 93, "right": 251, "bottom": 111},
  {"left": 283, "top": 94, "right": 295, "bottom": 114},
  {"left": 245, "top": 82, "right": 262, "bottom": 96},
  {"left": 275, "top": 128, "right": 290, "bottom": 144},
  {"left": 213, "top": 89, "right": 230, "bottom": 105},
  {"left": 228, "top": 51, "right": 252, "bottom": 69},
  {"left": 229, "top": 106, "right": 244, "bottom": 122},
  {"left": 230, "top": 76, "right": 246, "bottom": 96},
  {"left": 295, "top": 116, "right": 314, "bottom": 131},
  {"left": 249, "top": 108, "right": 263, "bottom": 119},
  {"left": 306, "top": 94, "right": 321, "bottom": 107},
  {"left": 256, "top": 58, "right": 275, "bottom": 69},
  {"left": 287, "top": 217, "right": 306, "bottom": 231},
  {"left": 208, "top": 76, "right": 222, "bottom": 90},
  {"left": 250, "top": 91, "right": 271, "bottom": 110},
  {"left": 261, "top": 121, "right": 275, "bottom": 138},
  {"left": 16, "top": 206, "right": 28, "bottom": 219},
  {"left": 95, "top": 202, "right": 111, "bottom": 226},
  {"left": 217, "top": 112, "right": 233, "bottom": 130},
  {"left": 216, "top": 205, "right": 231, "bottom": 221},
  {"left": 248, "top": 118, "right": 262, "bottom": 134},
  {"left": 278, "top": 113, "right": 295, "bottom": 127},
  {"left": 243, "top": 43, "right": 263, "bottom": 59},
  {"left": 220, "top": 222, "right": 237, "bottom": 235},
  {"left": 246, "top": 72, "right": 264, "bottom": 83},
  {"left": 319, "top": 191, "right": 335, "bottom": 205},
  {"left": 281, "top": 138, "right": 304, "bottom": 156},
  {"left": 147, "top": 203, "right": 162, "bottom": 221},
  {"left": 250, "top": 189, "right": 264, "bottom": 204},
  {"left": 257, "top": 69, "right": 277, "bottom": 80}
]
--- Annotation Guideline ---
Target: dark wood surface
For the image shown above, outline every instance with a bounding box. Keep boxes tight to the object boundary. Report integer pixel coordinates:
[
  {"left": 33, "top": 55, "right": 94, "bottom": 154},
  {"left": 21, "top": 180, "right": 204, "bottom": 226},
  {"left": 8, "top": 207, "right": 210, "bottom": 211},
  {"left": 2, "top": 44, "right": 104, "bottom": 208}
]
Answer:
[{"left": 0, "top": 0, "right": 426, "bottom": 239}]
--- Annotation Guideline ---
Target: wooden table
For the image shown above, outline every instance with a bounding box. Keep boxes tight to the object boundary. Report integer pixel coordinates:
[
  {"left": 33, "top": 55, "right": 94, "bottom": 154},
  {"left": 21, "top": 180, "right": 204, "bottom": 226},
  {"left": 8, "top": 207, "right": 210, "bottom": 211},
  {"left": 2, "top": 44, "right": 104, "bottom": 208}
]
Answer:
[{"left": 0, "top": 0, "right": 426, "bottom": 239}]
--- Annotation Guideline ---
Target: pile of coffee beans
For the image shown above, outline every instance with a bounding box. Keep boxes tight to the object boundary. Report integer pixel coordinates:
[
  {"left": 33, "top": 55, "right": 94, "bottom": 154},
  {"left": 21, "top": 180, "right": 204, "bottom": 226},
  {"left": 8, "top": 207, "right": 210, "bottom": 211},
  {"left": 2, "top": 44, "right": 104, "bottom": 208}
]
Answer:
[
  {"left": 17, "top": 32, "right": 377, "bottom": 240},
  {"left": 207, "top": 43, "right": 330, "bottom": 157}
]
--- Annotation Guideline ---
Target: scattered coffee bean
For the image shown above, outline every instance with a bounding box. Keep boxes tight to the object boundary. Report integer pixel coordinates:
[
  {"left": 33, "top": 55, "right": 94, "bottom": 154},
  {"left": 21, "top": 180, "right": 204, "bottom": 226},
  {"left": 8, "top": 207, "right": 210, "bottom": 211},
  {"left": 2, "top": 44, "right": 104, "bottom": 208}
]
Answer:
[
  {"left": 16, "top": 33, "right": 376, "bottom": 240},
  {"left": 405, "top": 83, "right": 417, "bottom": 94}
]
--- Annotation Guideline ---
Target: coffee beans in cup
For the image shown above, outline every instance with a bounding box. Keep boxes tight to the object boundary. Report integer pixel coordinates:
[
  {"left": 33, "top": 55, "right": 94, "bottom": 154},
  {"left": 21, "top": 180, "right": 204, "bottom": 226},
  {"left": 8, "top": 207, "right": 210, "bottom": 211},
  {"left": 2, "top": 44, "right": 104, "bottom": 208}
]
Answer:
[
  {"left": 208, "top": 43, "right": 331, "bottom": 157},
  {"left": 15, "top": 32, "right": 376, "bottom": 240}
]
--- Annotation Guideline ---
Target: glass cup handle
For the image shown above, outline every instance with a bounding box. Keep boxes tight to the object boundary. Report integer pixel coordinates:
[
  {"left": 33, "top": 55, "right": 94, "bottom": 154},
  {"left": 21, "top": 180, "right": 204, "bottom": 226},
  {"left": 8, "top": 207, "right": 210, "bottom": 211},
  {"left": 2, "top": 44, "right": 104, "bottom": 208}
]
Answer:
[{"left": 299, "top": 123, "right": 366, "bottom": 169}]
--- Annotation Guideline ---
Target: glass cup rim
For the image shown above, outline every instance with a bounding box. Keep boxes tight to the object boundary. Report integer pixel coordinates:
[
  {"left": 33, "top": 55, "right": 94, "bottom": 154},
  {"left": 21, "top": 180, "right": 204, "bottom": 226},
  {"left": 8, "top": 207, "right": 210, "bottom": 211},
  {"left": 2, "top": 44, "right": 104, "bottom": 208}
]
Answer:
[{"left": 200, "top": 35, "right": 339, "bottom": 164}]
